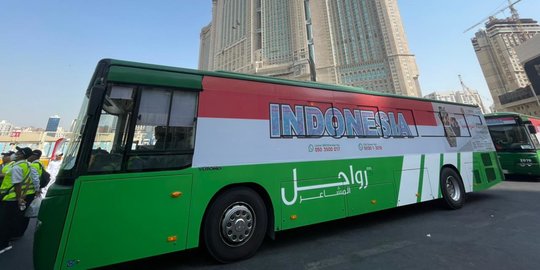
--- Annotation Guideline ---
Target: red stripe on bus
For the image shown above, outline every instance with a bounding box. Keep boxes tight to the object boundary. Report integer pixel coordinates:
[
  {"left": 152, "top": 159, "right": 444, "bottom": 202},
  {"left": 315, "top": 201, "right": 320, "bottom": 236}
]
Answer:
[
  {"left": 530, "top": 117, "right": 540, "bottom": 131},
  {"left": 199, "top": 76, "right": 437, "bottom": 125}
]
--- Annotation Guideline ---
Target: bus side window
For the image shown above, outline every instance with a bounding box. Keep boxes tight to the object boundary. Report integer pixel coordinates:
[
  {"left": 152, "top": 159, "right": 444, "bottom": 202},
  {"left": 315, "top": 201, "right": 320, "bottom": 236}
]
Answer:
[
  {"left": 127, "top": 87, "right": 197, "bottom": 171},
  {"left": 415, "top": 110, "right": 445, "bottom": 137},
  {"left": 449, "top": 113, "right": 470, "bottom": 137}
]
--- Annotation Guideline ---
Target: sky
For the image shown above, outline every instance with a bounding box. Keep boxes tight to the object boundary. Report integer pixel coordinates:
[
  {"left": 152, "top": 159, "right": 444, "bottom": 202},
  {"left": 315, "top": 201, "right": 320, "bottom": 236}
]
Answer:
[{"left": 1, "top": 0, "right": 539, "bottom": 129}]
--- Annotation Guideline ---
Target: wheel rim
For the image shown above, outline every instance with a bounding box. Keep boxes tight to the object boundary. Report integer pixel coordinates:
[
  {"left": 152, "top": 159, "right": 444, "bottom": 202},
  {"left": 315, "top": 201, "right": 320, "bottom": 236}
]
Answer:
[
  {"left": 445, "top": 175, "right": 461, "bottom": 201},
  {"left": 220, "top": 203, "right": 255, "bottom": 247}
]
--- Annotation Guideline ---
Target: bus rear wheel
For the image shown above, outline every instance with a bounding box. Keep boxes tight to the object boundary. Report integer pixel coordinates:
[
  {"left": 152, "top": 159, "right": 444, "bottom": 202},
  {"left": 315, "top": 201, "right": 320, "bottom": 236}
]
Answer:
[
  {"left": 440, "top": 168, "right": 465, "bottom": 209},
  {"left": 203, "top": 187, "right": 268, "bottom": 263}
]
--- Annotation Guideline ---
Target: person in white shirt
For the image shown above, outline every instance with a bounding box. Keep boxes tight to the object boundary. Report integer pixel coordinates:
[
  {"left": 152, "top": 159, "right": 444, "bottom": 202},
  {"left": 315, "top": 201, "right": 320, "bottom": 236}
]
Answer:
[{"left": 44, "top": 152, "right": 63, "bottom": 193}]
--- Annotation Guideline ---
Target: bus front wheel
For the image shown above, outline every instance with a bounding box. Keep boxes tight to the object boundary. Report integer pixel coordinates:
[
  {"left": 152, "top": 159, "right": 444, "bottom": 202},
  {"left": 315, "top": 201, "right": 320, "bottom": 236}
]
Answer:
[
  {"left": 440, "top": 168, "right": 465, "bottom": 209},
  {"left": 203, "top": 187, "right": 268, "bottom": 263}
]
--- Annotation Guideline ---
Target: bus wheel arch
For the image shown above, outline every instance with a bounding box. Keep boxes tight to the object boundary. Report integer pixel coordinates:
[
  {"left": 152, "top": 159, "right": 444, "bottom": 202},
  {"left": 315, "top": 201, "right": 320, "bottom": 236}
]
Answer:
[
  {"left": 201, "top": 184, "right": 273, "bottom": 262},
  {"left": 440, "top": 165, "right": 466, "bottom": 210}
]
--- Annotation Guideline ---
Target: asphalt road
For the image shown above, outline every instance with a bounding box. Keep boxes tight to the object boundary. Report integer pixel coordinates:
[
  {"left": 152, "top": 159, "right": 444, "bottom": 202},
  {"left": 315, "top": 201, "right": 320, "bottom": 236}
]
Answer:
[{"left": 2, "top": 179, "right": 540, "bottom": 270}]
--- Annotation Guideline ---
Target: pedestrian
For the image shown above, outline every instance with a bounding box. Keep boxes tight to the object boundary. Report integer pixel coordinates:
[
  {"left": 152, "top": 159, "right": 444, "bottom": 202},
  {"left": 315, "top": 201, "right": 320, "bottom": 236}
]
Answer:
[
  {"left": 0, "top": 147, "right": 36, "bottom": 254},
  {"left": 28, "top": 149, "right": 44, "bottom": 194},
  {"left": 10, "top": 149, "right": 44, "bottom": 237},
  {"left": 0, "top": 151, "right": 15, "bottom": 185},
  {"left": 42, "top": 152, "right": 63, "bottom": 195},
  {"left": 46, "top": 152, "right": 63, "bottom": 186}
]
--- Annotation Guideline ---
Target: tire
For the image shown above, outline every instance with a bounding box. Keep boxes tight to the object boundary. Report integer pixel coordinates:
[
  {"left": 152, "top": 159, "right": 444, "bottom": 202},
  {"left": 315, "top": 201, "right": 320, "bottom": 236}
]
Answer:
[
  {"left": 440, "top": 168, "right": 465, "bottom": 210},
  {"left": 203, "top": 187, "right": 268, "bottom": 263}
]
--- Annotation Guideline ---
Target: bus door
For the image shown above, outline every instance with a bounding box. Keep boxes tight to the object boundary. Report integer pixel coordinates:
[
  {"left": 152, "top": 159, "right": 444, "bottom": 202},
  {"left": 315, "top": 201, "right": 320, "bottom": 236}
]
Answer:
[{"left": 62, "top": 84, "right": 198, "bottom": 269}]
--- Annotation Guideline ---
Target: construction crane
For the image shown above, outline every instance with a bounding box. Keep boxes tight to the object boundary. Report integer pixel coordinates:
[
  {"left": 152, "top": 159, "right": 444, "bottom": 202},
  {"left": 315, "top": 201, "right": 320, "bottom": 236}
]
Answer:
[
  {"left": 463, "top": 0, "right": 523, "bottom": 33},
  {"left": 458, "top": 75, "right": 488, "bottom": 113}
]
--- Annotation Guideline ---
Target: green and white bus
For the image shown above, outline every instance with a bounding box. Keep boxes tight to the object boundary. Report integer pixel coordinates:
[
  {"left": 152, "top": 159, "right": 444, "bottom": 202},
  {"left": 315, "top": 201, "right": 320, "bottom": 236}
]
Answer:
[
  {"left": 34, "top": 59, "right": 503, "bottom": 269},
  {"left": 485, "top": 112, "right": 540, "bottom": 177}
]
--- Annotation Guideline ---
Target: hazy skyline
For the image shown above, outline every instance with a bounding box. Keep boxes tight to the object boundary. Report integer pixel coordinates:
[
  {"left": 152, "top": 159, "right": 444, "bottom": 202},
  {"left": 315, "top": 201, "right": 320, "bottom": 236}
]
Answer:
[{"left": 1, "top": 0, "right": 540, "bottom": 128}]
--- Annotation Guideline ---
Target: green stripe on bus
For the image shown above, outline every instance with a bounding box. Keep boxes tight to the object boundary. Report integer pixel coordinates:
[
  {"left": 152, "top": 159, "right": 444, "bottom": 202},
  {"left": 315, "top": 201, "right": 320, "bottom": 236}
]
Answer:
[
  {"left": 438, "top": 153, "right": 444, "bottom": 199},
  {"left": 417, "top": 155, "right": 425, "bottom": 203},
  {"left": 457, "top": 152, "right": 461, "bottom": 172}
]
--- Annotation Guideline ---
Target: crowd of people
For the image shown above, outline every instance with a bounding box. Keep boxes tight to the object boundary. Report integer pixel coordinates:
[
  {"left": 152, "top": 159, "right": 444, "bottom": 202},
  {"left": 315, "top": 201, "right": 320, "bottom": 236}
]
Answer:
[{"left": 0, "top": 147, "right": 62, "bottom": 255}]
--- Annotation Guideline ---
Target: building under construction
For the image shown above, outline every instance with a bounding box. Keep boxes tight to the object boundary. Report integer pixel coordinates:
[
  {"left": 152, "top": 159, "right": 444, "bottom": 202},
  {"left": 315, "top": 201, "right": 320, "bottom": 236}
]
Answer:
[{"left": 471, "top": 1, "right": 540, "bottom": 115}]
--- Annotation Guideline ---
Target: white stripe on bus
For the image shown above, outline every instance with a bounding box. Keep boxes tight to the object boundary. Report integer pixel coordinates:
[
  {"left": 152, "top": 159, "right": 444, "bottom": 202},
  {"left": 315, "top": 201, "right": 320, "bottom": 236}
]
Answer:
[
  {"left": 193, "top": 118, "right": 482, "bottom": 168},
  {"left": 397, "top": 154, "right": 422, "bottom": 206},
  {"left": 460, "top": 152, "right": 474, "bottom": 192},
  {"left": 423, "top": 153, "right": 441, "bottom": 200}
]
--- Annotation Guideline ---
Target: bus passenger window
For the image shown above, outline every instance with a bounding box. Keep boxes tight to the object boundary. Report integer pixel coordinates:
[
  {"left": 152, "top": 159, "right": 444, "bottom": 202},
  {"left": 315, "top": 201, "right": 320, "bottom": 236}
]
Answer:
[
  {"left": 86, "top": 84, "right": 197, "bottom": 173},
  {"left": 127, "top": 87, "right": 197, "bottom": 171}
]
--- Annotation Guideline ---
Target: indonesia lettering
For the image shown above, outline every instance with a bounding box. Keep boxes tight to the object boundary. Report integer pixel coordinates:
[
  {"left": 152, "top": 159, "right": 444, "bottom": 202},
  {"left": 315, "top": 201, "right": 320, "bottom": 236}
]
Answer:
[{"left": 270, "top": 104, "right": 416, "bottom": 138}]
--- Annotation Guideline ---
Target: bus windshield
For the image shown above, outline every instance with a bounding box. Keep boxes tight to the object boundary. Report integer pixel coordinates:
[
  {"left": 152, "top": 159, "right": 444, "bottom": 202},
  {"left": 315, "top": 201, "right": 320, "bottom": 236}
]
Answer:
[
  {"left": 488, "top": 124, "right": 536, "bottom": 151},
  {"left": 59, "top": 95, "right": 90, "bottom": 172}
]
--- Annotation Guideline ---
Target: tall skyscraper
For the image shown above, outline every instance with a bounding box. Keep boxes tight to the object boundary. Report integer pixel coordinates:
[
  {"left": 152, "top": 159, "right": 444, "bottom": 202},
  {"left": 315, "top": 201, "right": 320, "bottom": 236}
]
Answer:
[
  {"left": 199, "top": 24, "right": 213, "bottom": 70},
  {"left": 45, "top": 115, "right": 61, "bottom": 132},
  {"left": 200, "top": 0, "right": 422, "bottom": 97},
  {"left": 472, "top": 11, "right": 540, "bottom": 112}
]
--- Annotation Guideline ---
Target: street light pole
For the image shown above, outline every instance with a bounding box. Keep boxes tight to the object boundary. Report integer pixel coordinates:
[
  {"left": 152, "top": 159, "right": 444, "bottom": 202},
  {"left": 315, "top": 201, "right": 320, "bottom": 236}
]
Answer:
[{"left": 304, "top": 0, "right": 317, "bottom": 82}]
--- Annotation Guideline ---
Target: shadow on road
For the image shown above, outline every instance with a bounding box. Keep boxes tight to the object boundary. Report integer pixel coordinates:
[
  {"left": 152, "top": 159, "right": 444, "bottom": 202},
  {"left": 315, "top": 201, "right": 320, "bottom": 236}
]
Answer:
[{"left": 503, "top": 175, "right": 540, "bottom": 182}]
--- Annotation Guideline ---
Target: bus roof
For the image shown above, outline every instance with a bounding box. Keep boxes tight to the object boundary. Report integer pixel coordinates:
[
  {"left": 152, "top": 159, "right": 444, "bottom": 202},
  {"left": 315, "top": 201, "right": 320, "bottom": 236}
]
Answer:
[
  {"left": 100, "top": 58, "right": 478, "bottom": 108},
  {"left": 485, "top": 112, "right": 540, "bottom": 122}
]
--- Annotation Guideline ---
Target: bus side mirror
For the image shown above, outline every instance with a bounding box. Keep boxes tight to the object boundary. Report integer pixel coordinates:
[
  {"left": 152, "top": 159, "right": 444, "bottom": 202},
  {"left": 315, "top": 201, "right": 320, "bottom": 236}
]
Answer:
[{"left": 527, "top": 125, "right": 537, "bottom": 134}]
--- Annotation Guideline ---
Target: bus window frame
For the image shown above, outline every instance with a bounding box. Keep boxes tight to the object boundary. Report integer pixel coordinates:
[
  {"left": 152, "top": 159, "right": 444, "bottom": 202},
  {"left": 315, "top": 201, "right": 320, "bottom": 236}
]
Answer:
[
  {"left": 81, "top": 83, "right": 200, "bottom": 176},
  {"left": 334, "top": 102, "right": 381, "bottom": 139},
  {"left": 416, "top": 110, "right": 445, "bottom": 138},
  {"left": 377, "top": 106, "right": 419, "bottom": 139},
  {"left": 437, "top": 111, "right": 472, "bottom": 138}
]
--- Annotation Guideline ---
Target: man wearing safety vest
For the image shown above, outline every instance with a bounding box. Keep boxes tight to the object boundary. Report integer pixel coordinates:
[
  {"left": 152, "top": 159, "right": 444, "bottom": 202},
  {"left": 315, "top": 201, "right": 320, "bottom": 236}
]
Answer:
[
  {"left": 12, "top": 149, "right": 45, "bottom": 238},
  {"left": 1, "top": 151, "right": 15, "bottom": 171},
  {"left": 0, "top": 151, "right": 15, "bottom": 186},
  {"left": 0, "top": 147, "right": 37, "bottom": 255}
]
